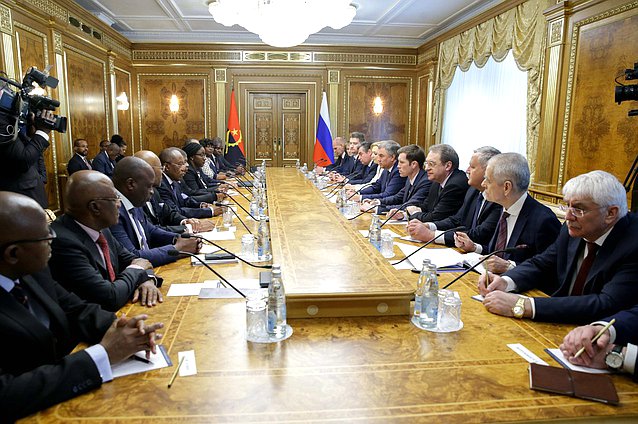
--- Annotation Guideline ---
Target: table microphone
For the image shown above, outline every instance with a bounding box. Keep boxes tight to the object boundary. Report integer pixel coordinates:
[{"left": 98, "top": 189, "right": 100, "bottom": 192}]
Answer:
[
  {"left": 214, "top": 202, "right": 252, "bottom": 234},
  {"left": 391, "top": 226, "right": 465, "bottom": 266},
  {"left": 441, "top": 245, "right": 528, "bottom": 290},
  {"left": 347, "top": 203, "right": 379, "bottom": 220},
  {"left": 379, "top": 201, "right": 412, "bottom": 227},
  {"left": 346, "top": 182, "right": 374, "bottom": 201},
  {"left": 220, "top": 196, "right": 258, "bottom": 221},
  {"left": 167, "top": 249, "right": 246, "bottom": 298},
  {"left": 180, "top": 233, "right": 272, "bottom": 269}
]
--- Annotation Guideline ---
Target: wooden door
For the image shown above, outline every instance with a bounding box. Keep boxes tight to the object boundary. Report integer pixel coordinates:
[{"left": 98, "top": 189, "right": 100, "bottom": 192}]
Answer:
[{"left": 248, "top": 93, "right": 306, "bottom": 167}]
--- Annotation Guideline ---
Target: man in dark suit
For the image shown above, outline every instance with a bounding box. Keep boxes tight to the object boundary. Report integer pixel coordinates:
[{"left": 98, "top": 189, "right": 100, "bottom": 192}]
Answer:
[
  {"left": 0, "top": 110, "right": 54, "bottom": 208},
  {"left": 407, "top": 146, "right": 501, "bottom": 247},
  {"left": 335, "top": 141, "right": 377, "bottom": 185},
  {"left": 49, "top": 171, "right": 162, "bottom": 312},
  {"left": 66, "top": 138, "right": 92, "bottom": 175},
  {"left": 560, "top": 305, "right": 638, "bottom": 376},
  {"left": 479, "top": 170, "right": 633, "bottom": 324},
  {"left": 367, "top": 144, "right": 430, "bottom": 215},
  {"left": 0, "top": 191, "right": 163, "bottom": 421},
  {"left": 157, "top": 147, "right": 222, "bottom": 219},
  {"left": 92, "top": 142, "right": 120, "bottom": 178},
  {"left": 354, "top": 140, "right": 406, "bottom": 202},
  {"left": 134, "top": 150, "right": 214, "bottom": 233},
  {"left": 403, "top": 144, "right": 468, "bottom": 224},
  {"left": 456, "top": 152, "right": 560, "bottom": 277},
  {"left": 331, "top": 132, "right": 365, "bottom": 182},
  {"left": 110, "top": 157, "right": 200, "bottom": 267},
  {"left": 324, "top": 137, "right": 355, "bottom": 174}
]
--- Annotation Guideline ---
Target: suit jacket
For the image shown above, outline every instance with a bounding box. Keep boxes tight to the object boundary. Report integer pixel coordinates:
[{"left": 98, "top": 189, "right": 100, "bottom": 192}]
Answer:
[
  {"left": 360, "top": 164, "right": 406, "bottom": 200},
  {"left": 484, "top": 195, "right": 560, "bottom": 269},
  {"left": 607, "top": 305, "right": 638, "bottom": 347},
  {"left": 433, "top": 188, "right": 502, "bottom": 247},
  {"left": 0, "top": 131, "right": 49, "bottom": 208},
  {"left": 411, "top": 168, "right": 469, "bottom": 223},
  {"left": 505, "top": 213, "right": 638, "bottom": 324},
  {"left": 49, "top": 214, "right": 150, "bottom": 311},
  {"left": 348, "top": 162, "right": 378, "bottom": 185},
  {"left": 158, "top": 174, "right": 213, "bottom": 219},
  {"left": 110, "top": 203, "right": 178, "bottom": 267},
  {"left": 91, "top": 151, "right": 115, "bottom": 178},
  {"left": 0, "top": 268, "right": 114, "bottom": 421},
  {"left": 326, "top": 153, "right": 354, "bottom": 174},
  {"left": 346, "top": 158, "right": 363, "bottom": 178},
  {"left": 143, "top": 189, "right": 187, "bottom": 233},
  {"left": 378, "top": 169, "right": 431, "bottom": 214},
  {"left": 182, "top": 165, "right": 219, "bottom": 203},
  {"left": 66, "top": 153, "right": 91, "bottom": 175}
]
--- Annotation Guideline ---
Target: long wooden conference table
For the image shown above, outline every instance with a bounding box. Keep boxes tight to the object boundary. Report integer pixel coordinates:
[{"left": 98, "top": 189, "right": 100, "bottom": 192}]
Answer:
[{"left": 30, "top": 168, "right": 638, "bottom": 423}]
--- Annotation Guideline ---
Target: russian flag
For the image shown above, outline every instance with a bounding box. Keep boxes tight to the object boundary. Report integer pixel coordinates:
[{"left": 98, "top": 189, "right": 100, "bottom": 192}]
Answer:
[{"left": 313, "top": 91, "right": 334, "bottom": 166}]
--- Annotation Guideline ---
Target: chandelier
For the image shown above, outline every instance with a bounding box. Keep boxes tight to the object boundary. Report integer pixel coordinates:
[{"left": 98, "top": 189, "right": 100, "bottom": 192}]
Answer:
[{"left": 208, "top": 0, "right": 357, "bottom": 48}]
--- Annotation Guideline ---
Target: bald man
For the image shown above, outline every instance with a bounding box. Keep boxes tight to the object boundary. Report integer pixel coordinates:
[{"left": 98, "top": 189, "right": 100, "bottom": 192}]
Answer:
[
  {"left": 0, "top": 191, "right": 163, "bottom": 421},
  {"left": 49, "top": 171, "right": 162, "bottom": 311},
  {"left": 92, "top": 143, "right": 120, "bottom": 178},
  {"left": 110, "top": 157, "right": 200, "bottom": 266}
]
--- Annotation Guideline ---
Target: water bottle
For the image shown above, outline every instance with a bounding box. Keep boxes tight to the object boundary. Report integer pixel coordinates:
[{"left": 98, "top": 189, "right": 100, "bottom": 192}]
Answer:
[
  {"left": 369, "top": 215, "right": 381, "bottom": 250},
  {"left": 419, "top": 264, "right": 439, "bottom": 329},
  {"left": 257, "top": 215, "right": 272, "bottom": 261},
  {"left": 249, "top": 198, "right": 259, "bottom": 219},
  {"left": 267, "top": 264, "right": 287, "bottom": 338},
  {"left": 413, "top": 259, "right": 431, "bottom": 318},
  {"left": 335, "top": 188, "right": 345, "bottom": 211},
  {"left": 258, "top": 187, "right": 267, "bottom": 215},
  {"left": 301, "top": 163, "right": 308, "bottom": 175},
  {"left": 295, "top": 159, "right": 300, "bottom": 169}
]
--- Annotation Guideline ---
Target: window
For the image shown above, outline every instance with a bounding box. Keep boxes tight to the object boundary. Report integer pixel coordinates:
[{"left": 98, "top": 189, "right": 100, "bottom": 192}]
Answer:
[{"left": 441, "top": 52, "right": 527, "bottom": 170}]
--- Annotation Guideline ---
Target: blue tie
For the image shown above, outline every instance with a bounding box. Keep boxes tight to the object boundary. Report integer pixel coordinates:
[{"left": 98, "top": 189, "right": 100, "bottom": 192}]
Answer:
[{"left": 131, "top": 208, "right": 149, "bottom": 250}]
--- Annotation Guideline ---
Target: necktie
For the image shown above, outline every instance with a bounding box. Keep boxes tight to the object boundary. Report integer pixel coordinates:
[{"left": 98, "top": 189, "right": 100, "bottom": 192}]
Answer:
[
  {"left": 131, "top": 208, "right": 149, "bottom": 250},
  {"left": 494, "top": 211, "right": 510, "bottom": 255},
  {"left": 96, "top": 233, "right": 116, "bottom": 282},
  {"left": 83, "top": 156, "right": 92, "bottom": 170},
  {"left": 11, "top": 283, "right": 29, "bottom": 309},
  {"left": 571, "top": 242, "right": 599, "bottom": 295},
  {"left": 471, "top": 193, "right": 484, "bottom": 228}
]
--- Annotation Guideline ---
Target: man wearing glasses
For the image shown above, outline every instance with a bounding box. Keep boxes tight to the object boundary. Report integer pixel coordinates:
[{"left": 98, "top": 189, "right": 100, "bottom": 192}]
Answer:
[
  {"left": 479, "top": 170, "right": 638, "bottom": 324},
  {"left": 0, "top": 191, "right": 163, "bottom": 421},
  {"left": 49, "top": 171, "right": 162, "bottom": 312}
]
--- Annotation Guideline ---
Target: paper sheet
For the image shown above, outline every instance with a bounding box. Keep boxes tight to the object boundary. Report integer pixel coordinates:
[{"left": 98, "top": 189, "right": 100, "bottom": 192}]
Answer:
[
  {"left": 197, "top": 229, "right": 236, "bottom": 241},
  {"left": 359, "top": 229, "right": 402, "bottom": 238},
  {"left": 112, "top": 345, "right": 172, "bottom": 379},
  {"left": 177, "top": 350, "right": 197, "bottom": 377},
  {"left": 507, "top": 343, "right": 548, "bottom": 365},
  {"left": 395, "top": 243, "right": 465, "bottom": 268},
  {"left": 545, "top": 348, "right": 611, "bottom": 374}
]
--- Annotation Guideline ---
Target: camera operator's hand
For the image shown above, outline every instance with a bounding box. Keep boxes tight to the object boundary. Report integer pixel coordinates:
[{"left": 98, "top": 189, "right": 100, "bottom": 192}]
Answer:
[{"left": 33, "top": 110, "right": 55, "bottom": 135}]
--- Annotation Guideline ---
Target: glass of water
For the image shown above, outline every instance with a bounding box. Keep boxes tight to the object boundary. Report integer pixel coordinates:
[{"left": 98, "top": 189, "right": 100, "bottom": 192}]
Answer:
[
  {"left": 245, "top": 292, "right": 267, "bottom": 342},
  {"left": 439, "top": 295, "right": 462, "bottom": 332},
  {"left": 241, "top": 234, "right": 255, "bottom": 259},
  {"left": 222, "top": 206, "right": 233, "bottom": 228},
  {"left": 380, "top": 233, "right": 394, "bottom": 258}
]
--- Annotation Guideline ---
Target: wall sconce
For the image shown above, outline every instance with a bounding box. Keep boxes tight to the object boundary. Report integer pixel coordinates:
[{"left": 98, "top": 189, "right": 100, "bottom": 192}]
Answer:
[
  {"left": 373, "top": 96, "right": 383, "bottom": 115},
  {"left": 116, "top": 92, "right": 129, "bottom": 111},
  {"left": 169, "top": 94, "right": 179, "bottom": 112}
]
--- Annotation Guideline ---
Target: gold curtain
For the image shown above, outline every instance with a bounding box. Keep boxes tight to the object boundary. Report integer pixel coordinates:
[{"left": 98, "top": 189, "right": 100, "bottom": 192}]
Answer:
[{"left": 433, "top": 0, "right": 551, "bottom": 174}]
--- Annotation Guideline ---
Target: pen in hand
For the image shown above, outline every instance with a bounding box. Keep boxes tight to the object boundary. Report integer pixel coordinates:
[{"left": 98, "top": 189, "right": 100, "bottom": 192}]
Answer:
[{"left": 573, "top": 319, "right": 616, "bottom": 359}]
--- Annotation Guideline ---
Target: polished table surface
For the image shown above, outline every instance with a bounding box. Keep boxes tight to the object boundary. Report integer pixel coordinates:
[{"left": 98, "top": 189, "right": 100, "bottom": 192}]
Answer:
[{"left": 30, "top": 168, "right": 638, "bottom": 423}]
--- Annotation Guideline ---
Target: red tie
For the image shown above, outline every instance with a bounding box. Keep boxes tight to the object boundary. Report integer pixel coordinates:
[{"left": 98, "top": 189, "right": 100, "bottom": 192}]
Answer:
[
  {"left": 96, "top": 233, "right": 116, "bottom": 282},
  {"left": 11, "top": 282, "right": 29, "bottom": 309},
  {"left": 571, "top": 242, "right": 598, "bottom": 295},
  {"left": 494, "top": 211, "right": 510, "bottom": 256}
]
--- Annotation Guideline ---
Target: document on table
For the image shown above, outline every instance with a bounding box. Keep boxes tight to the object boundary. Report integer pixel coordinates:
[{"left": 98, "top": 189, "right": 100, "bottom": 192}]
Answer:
[
  {"left": 197, "top": 229, "right": 236, "bottom": 241},
  {"left": 359, "top": 229, "right": 402, "bottom": 238},
  {"left": 545, "top": 348, "right": 611, "bottom": 374},
  {"left": 507, "top": 343, "right": 548, "bottom": 365},
  {"left": 167, "top": 279, "right": 260, "bottom": 297},
  {"left": 112, "top": 345, "right": 172, "bottom": 379}
]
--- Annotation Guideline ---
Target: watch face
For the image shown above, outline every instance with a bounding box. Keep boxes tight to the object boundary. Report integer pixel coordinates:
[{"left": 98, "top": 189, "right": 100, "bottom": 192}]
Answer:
[
  {"left": 513, "top": 306, "right": 524, "bottom": 317},
  {"left": 606, "top": 352, "right": 623, "bottom": 369}
]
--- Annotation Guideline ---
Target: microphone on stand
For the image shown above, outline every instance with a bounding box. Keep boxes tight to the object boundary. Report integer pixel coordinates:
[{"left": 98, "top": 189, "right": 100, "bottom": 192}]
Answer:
[
  {"left": 347, "top": 203, "right": 379, "bottom": 220},
  {"left": 346, "top": 182, "right": 374, "bottom": 201},
  {"left": 226, "top": 180, "right": 253, "bottom": 203},
  {"left": 379, "top": 201, "right": 412, "bottom": 227},
  {"left": 326, "top": 181, "right": 347, "bottom": 198},
  {"left": 391, "top": 226, "right": 465, "bottom": 266},
  {"left": 218, "top": 196, "right": 259, "bottom": 221},
  {"left": 180, "top": 233, "right": 272, "bottom": 269},
  {"left": 214, "top": 202, "right": 252, "bottom": 234},
  {"left": 167, "top": 249, "right": 247, "bottom": 298},
  {"left": 441, "top": 245, "right": 529, "bottom": 290}
]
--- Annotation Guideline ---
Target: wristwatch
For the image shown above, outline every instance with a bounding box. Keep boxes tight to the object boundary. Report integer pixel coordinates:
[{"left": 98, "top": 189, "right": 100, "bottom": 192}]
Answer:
[
  {"left": 605, "top": 345, "right": 624, "bottom": 370},
  {"left": 512, "top": 297, "right": 526, "bottom": 319}
]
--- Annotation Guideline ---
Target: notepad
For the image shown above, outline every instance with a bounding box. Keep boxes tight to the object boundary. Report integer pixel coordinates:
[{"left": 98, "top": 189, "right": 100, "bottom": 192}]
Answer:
[
  {"left": 112, "top": 345, "right": 172, "bottom": 379},
  {"left": 529, "top": 363, "right": 618, "bottom": 405},
  {"left": 545, "top": 348, "right": 611, "bottom": 374}
]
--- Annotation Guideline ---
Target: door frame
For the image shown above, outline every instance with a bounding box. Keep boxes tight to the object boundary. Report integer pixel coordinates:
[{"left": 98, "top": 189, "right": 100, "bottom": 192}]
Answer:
[{"left": 236, "top": 82, "right": 319, "bottom": 167}]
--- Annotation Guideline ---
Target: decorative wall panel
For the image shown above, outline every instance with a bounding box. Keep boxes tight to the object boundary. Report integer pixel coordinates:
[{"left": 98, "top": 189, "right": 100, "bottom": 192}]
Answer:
[
  {"left": 115, "top": 68, "right": 133, "bottom": 148},
  {"left": 562, "top": 6, "right": 638, "bottom": 187},
  {"left": 138, "top": 75, "right": 207, "bottom": 154}
]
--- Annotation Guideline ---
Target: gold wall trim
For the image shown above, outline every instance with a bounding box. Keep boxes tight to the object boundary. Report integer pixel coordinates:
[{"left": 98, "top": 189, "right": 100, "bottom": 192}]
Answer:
[
  {"left": 0, "top": 3, "right": 13, "bottom": 35},
  {"left": 23, "top": 0, "right": 67, "bottom": 22},
  {"left": 342, "top": 75, "right": 414, "bottom": 144},
  {"left": 417, "top": 47, "right": 437, "bottom": 65},
  {"left": 102, "top": 33, "right": 131, "bottom": 60},
  {"left": 558, "top": 0, "right": 638, "bottom": 188},
  {"left": 53, "top": 31, "right": 63, "bottom": 54},
  {"left": 14, "top": 22, "right": 50, "bottom": 68},
  {"left": 549, "top": 18, "right": 564, "bottom": 45},
  {"left": 313, "top": 52, "right": 416, "bottom": 65},
  {"left": 243, "top": 51, "right": 312, "bottom": 62},
  {"left": 132, "top": 50, "right": 242, "bottom": 61},
  {"left": 63, "top": 42, "right": 110, "bottom": 138},
  {"left": 214, "top": 68, "right": 227, "bottom": 83},
  {"left": 328, "top": 70, "right": 340, "bottom": 84}
]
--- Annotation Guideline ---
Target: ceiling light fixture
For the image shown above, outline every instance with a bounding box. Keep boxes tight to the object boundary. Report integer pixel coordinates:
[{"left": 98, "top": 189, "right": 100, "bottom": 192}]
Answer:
[{"left": 208, "top": 0, "right": 357, "bottom": 48}]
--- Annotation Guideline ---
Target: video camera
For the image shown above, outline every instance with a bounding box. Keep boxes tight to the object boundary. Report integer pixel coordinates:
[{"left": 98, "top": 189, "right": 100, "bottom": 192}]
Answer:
[
  {"left": 615, "top": 62, "right": 638, "bottom": 116},
  {"left": 0, "top": 65, "right": 67, "bottom": 144}
]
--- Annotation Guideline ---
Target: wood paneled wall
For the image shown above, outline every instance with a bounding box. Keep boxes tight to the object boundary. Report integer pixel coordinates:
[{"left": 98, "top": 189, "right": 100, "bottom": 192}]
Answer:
[{"left": 115, "top": 68, "right": 134, "bottom": 150}]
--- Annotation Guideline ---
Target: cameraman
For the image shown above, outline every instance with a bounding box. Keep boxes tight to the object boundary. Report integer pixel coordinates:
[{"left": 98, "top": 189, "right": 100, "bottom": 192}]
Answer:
[{"left": 0, "top": 110, "right": 55, "bottom": 208}]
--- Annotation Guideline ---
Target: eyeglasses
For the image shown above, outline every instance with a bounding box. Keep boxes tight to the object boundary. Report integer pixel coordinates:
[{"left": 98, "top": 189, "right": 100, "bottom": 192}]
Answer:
[
  {"left": 559, "top": 204, "right": 607, "bottom": 218},
  {"left": 88, "top": 196, "right": 121, "bottom": 208},
  {"left": 425, "top": 160, "right": 442, "bottom": 168},
  {"left": 193, "top": 153, "right": 206, "bottom": 157},
  {"left": 0, "top": 227, "right": 57, "bottom": 252},
  {"left": 166, "top": 161, "right": 187, "bottom": 167}
]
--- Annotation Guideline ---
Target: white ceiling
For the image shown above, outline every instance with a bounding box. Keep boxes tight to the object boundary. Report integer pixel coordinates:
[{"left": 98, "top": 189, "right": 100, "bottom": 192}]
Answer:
[{"left": 72, "top": 0, "right": 505, "bottom": 48}]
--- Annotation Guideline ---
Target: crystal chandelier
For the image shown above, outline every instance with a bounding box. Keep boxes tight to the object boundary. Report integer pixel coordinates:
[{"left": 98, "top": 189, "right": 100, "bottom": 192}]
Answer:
[{"left": 208, "top": 0, "right": 357, "bottom": 48}]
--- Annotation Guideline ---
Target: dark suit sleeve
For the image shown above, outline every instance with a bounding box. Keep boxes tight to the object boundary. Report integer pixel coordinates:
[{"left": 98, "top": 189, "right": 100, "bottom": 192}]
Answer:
[
  {"left": 157, "top": 181, "right": 212, "bottom": 219},
  {"left": 181, "top": 169, "right": 203, "bottom": 194},
  {"left": 607, "top": 306, "right": 638, "bottom": 346},
  {"left": 67, "top": 156, "right": 81, "bottom": 175},
  {"left": 504, "top": 234, "right": 561, "bottom": 293},
  {"left": 110, "top": 215, "right": 177, "bottom": 267},
  {"left": 412, "top": 173, "right": 468, "bottom": 223},
  {"left": 91, "top": 154, "right": 108, "bottom": 175},
  {"left": 49, "top": 227, "right": 149, "bottom": 312},
  {"left": 363, "top": 171, "right": 405, "bottom": 200},
  {"left": 0, "top": 132, "right": 49, "bottom": 174},
  {"left": 0, "top": 350, "right": 102, "bottom": 421}
]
